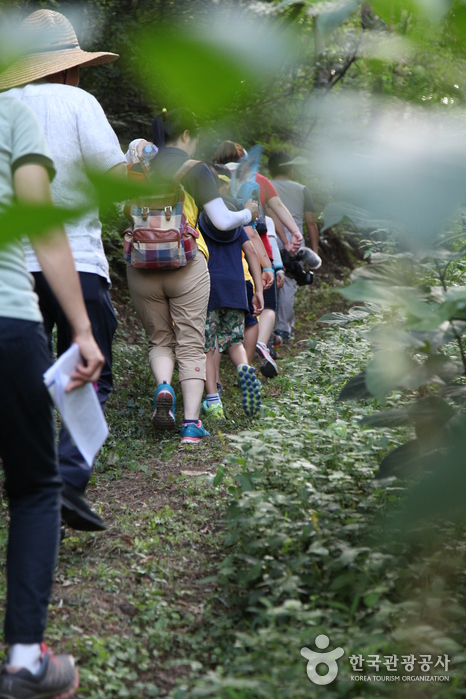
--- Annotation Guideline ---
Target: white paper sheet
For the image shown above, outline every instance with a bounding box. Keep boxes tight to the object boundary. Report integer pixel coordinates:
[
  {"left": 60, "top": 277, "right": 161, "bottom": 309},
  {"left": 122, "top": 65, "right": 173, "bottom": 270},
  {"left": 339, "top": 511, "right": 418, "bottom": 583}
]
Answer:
[{"left": 43, "top": 343, "right": 108, "bottom": 468}]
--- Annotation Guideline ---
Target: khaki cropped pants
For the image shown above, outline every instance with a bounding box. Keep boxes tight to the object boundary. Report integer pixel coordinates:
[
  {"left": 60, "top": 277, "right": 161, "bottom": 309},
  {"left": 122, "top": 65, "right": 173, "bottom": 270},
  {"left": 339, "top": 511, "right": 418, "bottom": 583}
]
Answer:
[{"left": 127, "top": 253, "right": 210, "bottom": 381}]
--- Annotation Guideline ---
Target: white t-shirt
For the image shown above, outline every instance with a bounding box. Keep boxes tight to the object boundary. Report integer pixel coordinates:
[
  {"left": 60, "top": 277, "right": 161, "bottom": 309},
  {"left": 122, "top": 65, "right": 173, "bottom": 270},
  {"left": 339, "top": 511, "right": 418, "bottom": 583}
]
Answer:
[{"left": 6, "top": 83, "right": 125, "bottom": 283}]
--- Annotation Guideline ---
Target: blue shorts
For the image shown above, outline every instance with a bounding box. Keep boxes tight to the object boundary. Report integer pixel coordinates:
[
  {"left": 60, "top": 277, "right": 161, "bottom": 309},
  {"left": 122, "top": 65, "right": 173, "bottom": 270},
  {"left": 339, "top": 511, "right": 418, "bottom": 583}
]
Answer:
[{"left": 264, "top": 276, "right": 277, "bottom": 311}]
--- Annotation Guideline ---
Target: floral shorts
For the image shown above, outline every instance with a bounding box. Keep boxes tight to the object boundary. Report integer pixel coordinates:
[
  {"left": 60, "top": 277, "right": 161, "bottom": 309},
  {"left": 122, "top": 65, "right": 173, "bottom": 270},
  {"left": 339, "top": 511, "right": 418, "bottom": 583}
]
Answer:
[{"left": 205, "top": 308, "right": 245, "bottom": 353}]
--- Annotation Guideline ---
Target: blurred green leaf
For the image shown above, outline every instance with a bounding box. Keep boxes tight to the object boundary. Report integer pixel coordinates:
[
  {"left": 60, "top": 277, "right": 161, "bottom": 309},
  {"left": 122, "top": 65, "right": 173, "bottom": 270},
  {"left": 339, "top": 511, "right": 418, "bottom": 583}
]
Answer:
[
  {"left": 213, "top": 465, "right": 226, "bottom": 487},
  {"left": 376, "top": 440, "right": 420, "bottom": 479},
  {"left": 317, "top": 0, "right": 361, "bottom": 34},
  {"left": 366, "top": 350, "right": 424, "bottom": 400},
  {"left": 397, "top": 429, "right": 466, "bottom": 524},
  {"left": 361, "top": 408, "right": 410, "bottom": 427},
  {"left": 0, "top": 203, "right": 86, "bottom": 248},
  {"left": 130, "top": 16, "right": 299, "bottom": 116},
  {"left": 87, "top": 171, "right": 162, "bottom": 210},
  {"left": 371, "top": 0, "right": 451, "bottom": 24},
  {"left": 322, "top": 202, "right": 393, "bottom": 232},
  {"left": 338, "top": 370, "right": 372, "bottom": 400}
]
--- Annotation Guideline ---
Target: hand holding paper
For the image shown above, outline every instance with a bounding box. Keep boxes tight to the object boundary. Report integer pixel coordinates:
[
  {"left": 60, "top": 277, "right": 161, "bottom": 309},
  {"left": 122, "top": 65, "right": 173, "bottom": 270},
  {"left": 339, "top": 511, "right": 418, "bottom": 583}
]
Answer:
[{"left": 44, "top": 344, "right": 108, "bottom": 469}]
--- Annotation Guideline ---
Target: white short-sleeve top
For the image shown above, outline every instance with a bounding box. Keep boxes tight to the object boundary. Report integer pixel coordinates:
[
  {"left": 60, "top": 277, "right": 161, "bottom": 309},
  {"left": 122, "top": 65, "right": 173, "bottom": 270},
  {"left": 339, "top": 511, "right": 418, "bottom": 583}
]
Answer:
[{"left": 6, "top": 83, "right": 125, "bottom": 283}]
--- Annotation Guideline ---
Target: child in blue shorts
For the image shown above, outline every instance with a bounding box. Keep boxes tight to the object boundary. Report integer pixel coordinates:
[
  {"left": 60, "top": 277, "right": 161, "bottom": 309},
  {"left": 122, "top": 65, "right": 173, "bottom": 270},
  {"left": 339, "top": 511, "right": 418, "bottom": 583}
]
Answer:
[{"left": 199, "top": 203, "right": 264, "bottom": 418}]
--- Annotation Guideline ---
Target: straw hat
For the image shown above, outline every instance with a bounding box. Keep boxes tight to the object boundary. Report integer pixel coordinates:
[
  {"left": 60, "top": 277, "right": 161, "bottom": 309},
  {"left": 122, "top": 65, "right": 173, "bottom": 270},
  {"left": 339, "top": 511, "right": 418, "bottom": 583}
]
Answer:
[{"left": 0, "top": 9, "right": 118, "bottom": 91}]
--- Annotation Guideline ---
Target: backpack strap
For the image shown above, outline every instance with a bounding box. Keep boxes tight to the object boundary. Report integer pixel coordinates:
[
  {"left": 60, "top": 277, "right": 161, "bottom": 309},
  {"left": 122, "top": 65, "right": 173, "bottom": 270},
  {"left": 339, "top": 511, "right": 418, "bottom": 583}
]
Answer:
[{"left": 173, "top": 159, "right": 201, "bottom": 183}]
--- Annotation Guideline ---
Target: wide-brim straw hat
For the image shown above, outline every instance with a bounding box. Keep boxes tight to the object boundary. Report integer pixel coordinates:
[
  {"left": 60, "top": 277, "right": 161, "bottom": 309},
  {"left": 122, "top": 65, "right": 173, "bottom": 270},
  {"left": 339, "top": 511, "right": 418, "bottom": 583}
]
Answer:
[{"left": 0, "top": 9, "right": 118, "bottom": 91}]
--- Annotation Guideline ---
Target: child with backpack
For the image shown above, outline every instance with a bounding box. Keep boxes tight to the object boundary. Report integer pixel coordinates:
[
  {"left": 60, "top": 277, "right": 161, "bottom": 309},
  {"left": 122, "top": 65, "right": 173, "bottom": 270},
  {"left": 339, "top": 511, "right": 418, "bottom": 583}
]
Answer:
[{"left": 199, "top": 203, "right": 264, "bottom": 419}]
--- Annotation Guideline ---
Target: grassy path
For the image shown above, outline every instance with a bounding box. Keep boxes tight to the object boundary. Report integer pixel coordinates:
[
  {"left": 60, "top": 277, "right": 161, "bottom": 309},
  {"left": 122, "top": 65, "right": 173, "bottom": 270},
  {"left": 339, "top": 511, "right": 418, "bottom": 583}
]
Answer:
[
  {"left": 47, "top": 280, "right": 347, "bottom": 697},
  {"left": 2, "top": 277, "right": 465, "bottom": 698}
]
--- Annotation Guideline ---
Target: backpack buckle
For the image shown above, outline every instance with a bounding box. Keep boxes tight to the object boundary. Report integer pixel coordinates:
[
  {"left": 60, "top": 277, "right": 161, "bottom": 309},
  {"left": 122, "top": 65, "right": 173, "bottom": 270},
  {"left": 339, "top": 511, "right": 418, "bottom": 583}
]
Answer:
[
  {"left": 142, "top": 206, "right": 149, "bottom": 221},
  {"left": 165, "top": 206, "right": 172, "bottom": 221}
]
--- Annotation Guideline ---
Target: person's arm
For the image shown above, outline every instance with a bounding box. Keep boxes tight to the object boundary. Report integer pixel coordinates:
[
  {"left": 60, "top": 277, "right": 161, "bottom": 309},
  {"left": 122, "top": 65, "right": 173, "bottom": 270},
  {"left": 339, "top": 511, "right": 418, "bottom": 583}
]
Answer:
[
  {"left": 204, "top": 197, "right": 257, "bottom": 230},
  {"left": 267, "top": 195, "right": 303, "bottom": 252},
  {"left": 13, "top": 163, "right": 104, "bottom": 391},
  {"left": 305, "top": 210, "right": 319, "bottom": 253},
  {"left": 268, "top": 210, "right": 290, "bottom": 251},
  {"left": 242, "top": 240, "right": 264, "bottom": 316},
  {"left": 107, "top": 162, "right": 127, "bottom": 178},
  {"left": 265, "top": 216, "right": 285, "bottom": 290},
  {"left": 244, "top": 225, "right": 274, "bottom": 290}
]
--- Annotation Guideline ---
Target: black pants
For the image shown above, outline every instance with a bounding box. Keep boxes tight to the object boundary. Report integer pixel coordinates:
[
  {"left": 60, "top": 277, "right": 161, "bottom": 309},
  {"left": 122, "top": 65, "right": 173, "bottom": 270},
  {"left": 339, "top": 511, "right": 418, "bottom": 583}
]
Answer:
[
  {"left": 32, "top": 272, "right": 118, "bottom": 491},
  {"left": 0, "top": 318, "right": 61, "bottom": 643}
]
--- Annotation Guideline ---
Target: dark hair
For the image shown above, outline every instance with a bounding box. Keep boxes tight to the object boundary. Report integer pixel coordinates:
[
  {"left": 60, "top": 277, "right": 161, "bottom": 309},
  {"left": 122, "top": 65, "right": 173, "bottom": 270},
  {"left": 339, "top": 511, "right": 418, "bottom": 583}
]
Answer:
[
  {"left": 268, "top": 151, "right": 293, "bottom": 178},
  {"left": 213, "top": 140, "right": 245, "bottom": 165},
  {"left": 151, "top": 109, "right": 200, "bottom": 148}
]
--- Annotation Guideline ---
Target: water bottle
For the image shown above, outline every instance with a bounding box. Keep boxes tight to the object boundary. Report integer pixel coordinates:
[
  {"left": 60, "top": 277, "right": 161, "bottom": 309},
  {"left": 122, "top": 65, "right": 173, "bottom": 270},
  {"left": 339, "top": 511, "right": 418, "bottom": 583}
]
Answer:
[{"left": 141, "top": 144, "right": 158, "bottom": 172}]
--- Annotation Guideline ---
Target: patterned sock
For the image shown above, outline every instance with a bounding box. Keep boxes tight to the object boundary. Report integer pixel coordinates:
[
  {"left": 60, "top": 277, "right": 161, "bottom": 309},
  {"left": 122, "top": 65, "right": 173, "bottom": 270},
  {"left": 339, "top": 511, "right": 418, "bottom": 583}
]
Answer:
[{"left": 206, "top": 393, "right": 221, "bottom": 406}]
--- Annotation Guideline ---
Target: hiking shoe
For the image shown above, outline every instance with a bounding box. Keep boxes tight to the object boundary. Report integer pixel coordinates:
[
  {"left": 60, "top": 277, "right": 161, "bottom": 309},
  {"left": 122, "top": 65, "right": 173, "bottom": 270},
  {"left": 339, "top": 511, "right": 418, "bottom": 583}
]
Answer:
[
  {"left": 0, "top": 643, "right": 79, "bottom": 699},
  {"left": 237, "top": 364, "right": 261, "bottom": 416},
  {"left": 200, "top": 400, "right": 224, "bottom": 420},
  {"left": 180, "top": 420, "right": 210, "bottom": 445},
  {"left": 269, "top": 348, "right": 279, "bottom": 360},
  {"left": 152, "top": 382, "right": 176, "bottom": 431},
  {"left": 216, "top": 382, "right": 223, "bottom": 396},
  {"left": 255, "top": 341, "right": 278, "bottom": 378},
  {"left": 275, "top": 330, "right": 292, "bottom": 342},
  {"left": 61, "top": 483, "right": 106, "bottom": 532}
]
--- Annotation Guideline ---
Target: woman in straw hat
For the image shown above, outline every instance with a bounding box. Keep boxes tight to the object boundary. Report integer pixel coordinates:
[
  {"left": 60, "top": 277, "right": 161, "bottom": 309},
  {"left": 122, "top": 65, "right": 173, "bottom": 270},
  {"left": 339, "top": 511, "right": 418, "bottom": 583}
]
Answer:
[{"left": 0, "top": 9, "right": 126, "bottom": 534}]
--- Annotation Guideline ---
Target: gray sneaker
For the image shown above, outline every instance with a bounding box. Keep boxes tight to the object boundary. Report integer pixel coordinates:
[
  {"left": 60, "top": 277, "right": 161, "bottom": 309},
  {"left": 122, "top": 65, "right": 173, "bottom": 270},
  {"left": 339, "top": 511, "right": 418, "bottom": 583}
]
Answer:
[
  {"left": 0, "top": 644, "right": 78, "bottom": 698},
  {"left": 255, "top": 341, "right": 278, "bottom": 378}
]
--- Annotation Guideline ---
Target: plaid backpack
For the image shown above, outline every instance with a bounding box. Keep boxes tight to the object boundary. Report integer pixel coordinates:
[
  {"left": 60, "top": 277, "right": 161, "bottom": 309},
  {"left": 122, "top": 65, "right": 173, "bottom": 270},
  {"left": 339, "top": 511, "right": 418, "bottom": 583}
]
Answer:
[{"left": 123, "top": 159, "right": 200, "bottom": 270}]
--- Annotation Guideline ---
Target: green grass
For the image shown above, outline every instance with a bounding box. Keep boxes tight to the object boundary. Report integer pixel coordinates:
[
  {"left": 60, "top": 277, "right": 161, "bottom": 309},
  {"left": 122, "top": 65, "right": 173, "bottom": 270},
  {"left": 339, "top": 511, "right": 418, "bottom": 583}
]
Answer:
[{"left": 1, "top": 280, "right": 465, "bottom": 697}]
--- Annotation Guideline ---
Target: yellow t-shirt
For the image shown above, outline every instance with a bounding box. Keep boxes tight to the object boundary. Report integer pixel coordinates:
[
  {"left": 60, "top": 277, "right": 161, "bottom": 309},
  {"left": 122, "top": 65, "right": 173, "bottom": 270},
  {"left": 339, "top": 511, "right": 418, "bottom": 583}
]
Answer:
[
  {"left": 184, "top": 189, "right": 209, "bottom": 261},
  {"left": 242, "top": 251, "right": 255, "bottom": 291}
]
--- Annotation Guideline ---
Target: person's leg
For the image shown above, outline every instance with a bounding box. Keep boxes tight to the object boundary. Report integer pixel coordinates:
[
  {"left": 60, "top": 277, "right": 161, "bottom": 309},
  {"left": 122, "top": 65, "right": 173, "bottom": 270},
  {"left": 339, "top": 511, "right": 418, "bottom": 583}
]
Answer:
[
  {"left": 127, "top": 265, "right": 177, "bottom": 381},
  {"left": 227, "top": 342, "right": 249, "bottom": 367},
  {"left": 33, "top": 272, "right": 117, "bottom": 531},
  {"left": 0, "top": 323, "right": 78, "bottom": 695},
  {"left": 31, "top": 272, "right": 56, "bottom": 358},
  {"left": 244, "top": 322, "right": 259, "bottom": 364},
  {"left": 164, "top": 255, "right": 210, "bottom": 421},
  {"left": 205, "top": 350, "right": 218, "bottom": 395},
  {"left": 58, "top": 273, "right": 118, "bottom": 492},
  {"left": 127, "top": 265, "right": 178, "bottom": 430},
  {"left": 244, "top": 280, "right": 259, "bottom": 363},
  {"left": 256, "top": 278, "right": 278, "bottom": 378},
  {"left": 200, "top": 314, "right": 224, "bottom": 421},
  {"left": 213, "top": 345, "right": 223, "bottom": 393},
  {"left": 218, "top": 310, "right": 261, "bottom": 417},
  {"left": 275, "top": 276, "right": 297, "bottom": 337},
  {"left": 0, "top": 320, "right": 61, "bottom": 646},
  {"left": 257, "top": 308, "right": 276, "bottom": 345},
  {"left": 149, "top": 355, "right": 176, "bottom": 386}
]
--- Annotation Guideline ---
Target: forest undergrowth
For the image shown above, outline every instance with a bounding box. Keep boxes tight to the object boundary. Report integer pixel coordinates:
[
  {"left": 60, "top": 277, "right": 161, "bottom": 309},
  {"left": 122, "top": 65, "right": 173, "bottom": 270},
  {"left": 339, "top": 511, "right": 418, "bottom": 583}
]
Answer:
[{"left": 0, "top": 275, "right": 465, "bottom": 698}]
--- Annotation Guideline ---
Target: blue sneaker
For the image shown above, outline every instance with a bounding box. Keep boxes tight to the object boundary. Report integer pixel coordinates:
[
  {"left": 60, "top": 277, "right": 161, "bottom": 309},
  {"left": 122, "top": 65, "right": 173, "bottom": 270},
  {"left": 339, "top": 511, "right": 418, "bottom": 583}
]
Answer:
[
  {"left": 237, "top": 364, "right": 261, "bottom": 416},
  {"left": 152, "top": 381, "right": 176, "bottom": 430},
  {"left": 180, "top": 420, "right": 210, "bottom": 445}
]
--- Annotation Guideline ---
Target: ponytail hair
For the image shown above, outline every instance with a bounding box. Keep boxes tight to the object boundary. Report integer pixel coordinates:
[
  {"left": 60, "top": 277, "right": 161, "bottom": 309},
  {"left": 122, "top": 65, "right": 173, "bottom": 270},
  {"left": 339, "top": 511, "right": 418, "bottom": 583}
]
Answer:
[{"left": 151, "top": 108, "right": 200, "bottom": 148}]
